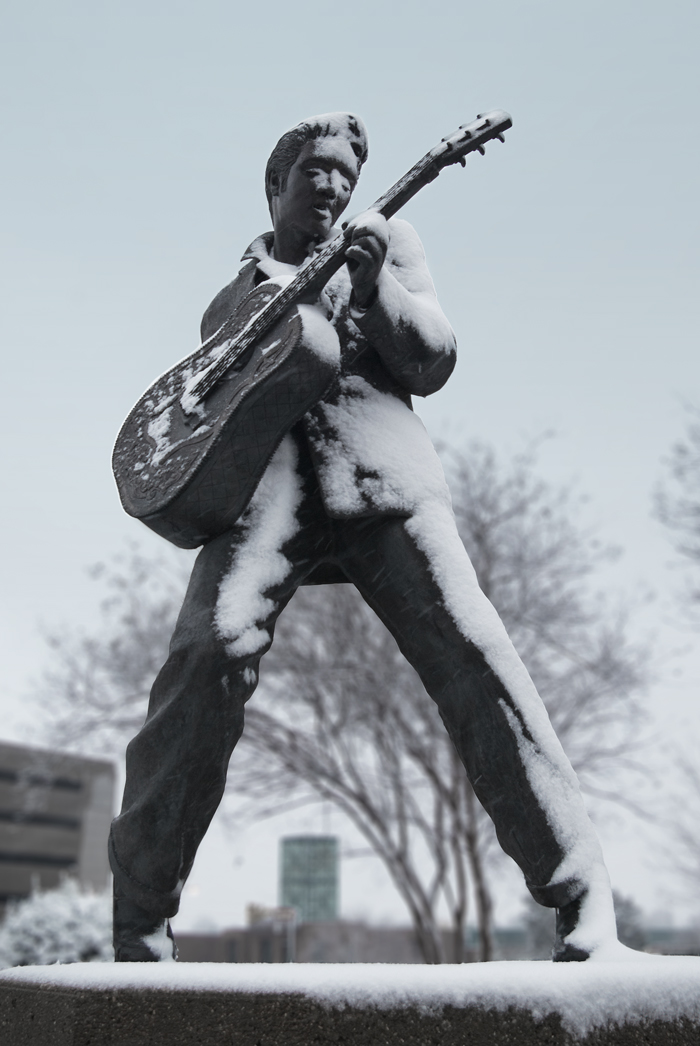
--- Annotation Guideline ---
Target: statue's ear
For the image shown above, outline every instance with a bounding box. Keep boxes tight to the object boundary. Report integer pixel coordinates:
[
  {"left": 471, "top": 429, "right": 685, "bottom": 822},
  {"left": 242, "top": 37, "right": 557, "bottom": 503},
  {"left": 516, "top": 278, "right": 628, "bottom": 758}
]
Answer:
[{"left": 268, "top": 171, "right": 281, "bottom": 198}]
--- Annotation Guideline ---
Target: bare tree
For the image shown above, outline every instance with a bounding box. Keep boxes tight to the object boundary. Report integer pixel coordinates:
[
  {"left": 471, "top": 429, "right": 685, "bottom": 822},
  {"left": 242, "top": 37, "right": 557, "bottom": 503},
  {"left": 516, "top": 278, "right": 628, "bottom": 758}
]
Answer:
[
  {"left": 228, "top": 583, "right": 494, "bottom": 963},
  {"left": 655, "top": 409, "right": 700, "bottom": 624},
  {"left": 668, "top": 759, "right": 700, "bottom": 886},
  {"left": 37, "top": 546, "right": 188, "bottom": 753},
  {"left": 448, "top": 443, "right": 649, "bottom": 801},
  {"left": 35, "top": 442, "right": 649, "bottom": 962},
  {"left": 229, "top": 442, "right": 648, "bottom": 960},
  {"left": 655, "top": 412, "right": 700, "bottom": 897}
]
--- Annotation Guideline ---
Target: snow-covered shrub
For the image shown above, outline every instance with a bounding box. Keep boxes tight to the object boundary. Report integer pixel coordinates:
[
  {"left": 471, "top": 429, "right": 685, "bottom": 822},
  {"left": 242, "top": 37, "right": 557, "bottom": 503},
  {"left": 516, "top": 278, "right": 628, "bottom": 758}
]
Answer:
[{"left": 0, "top": 878, "right": 112, "bottom": 969}]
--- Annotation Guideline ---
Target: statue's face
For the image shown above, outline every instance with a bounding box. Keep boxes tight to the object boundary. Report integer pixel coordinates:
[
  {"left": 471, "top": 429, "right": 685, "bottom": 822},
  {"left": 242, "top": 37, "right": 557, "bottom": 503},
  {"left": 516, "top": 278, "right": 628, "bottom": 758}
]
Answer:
[{"left": 271, "top": 135, "right": 360, "bottom": 244}]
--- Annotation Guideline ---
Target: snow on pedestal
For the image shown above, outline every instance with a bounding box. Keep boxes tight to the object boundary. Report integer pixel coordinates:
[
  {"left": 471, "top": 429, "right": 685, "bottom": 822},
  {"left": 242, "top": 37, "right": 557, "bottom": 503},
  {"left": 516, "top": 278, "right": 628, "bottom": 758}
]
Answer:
[{"left": 1, "top": 956, "right": 699, "bottom": 1045}]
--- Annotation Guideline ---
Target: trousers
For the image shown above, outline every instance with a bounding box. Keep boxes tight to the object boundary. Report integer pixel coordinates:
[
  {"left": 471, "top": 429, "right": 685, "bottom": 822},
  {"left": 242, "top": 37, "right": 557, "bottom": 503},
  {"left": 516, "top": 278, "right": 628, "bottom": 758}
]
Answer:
[{"left": 109, "top": 434, "right": 606, "bottom": 918}]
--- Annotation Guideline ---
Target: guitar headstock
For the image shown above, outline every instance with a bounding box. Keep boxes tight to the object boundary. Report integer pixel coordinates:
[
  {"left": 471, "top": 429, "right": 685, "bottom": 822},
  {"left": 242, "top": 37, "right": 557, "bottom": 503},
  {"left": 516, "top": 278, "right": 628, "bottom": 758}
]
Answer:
[{"left": 434, "top": 110, "right": 513, "bottom": 169}]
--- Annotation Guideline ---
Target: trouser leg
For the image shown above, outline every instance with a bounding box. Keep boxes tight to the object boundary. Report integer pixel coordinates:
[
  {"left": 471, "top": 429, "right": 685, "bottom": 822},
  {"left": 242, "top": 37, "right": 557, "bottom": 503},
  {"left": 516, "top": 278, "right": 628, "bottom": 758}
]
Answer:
[
  {"left": 109, "top": 435, "right": 331, "bottom": 917},
  {"left": 336, "top": 504, "right": 611, "bottom": 910},
  {"left": 109, "top": 531, "right": 257, "bottom": 916}
]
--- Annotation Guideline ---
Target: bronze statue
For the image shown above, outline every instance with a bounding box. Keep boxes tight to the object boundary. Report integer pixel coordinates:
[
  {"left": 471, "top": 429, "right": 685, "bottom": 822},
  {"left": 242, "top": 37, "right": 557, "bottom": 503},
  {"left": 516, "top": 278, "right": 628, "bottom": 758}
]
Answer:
[{"left": 110, "top": 112, "right": 621, "bottom": 963}]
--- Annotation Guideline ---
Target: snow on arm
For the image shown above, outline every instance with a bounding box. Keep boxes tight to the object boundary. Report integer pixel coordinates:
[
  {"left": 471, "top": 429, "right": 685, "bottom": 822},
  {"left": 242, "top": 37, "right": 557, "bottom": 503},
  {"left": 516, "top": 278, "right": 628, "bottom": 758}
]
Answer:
[{"left": 351, "top": 217, "right": 457, "bottom": 397}]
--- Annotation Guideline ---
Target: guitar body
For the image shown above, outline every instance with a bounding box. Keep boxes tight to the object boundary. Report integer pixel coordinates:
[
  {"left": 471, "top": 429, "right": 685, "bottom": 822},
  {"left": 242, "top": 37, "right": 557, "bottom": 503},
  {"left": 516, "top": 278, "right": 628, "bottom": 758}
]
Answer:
[{"left": 112, "top": 283, "right": 341, "bottom": 549}]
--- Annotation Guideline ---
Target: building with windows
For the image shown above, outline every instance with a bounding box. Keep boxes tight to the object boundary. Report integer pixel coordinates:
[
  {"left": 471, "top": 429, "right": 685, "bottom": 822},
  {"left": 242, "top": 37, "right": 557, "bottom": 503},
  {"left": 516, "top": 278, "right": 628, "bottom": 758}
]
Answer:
[
  {"left": 279, "top": 836, "right": 338, "bottom": 923},
  {"left": 0, "top": 741, "right": 114, "bottom": 913}
]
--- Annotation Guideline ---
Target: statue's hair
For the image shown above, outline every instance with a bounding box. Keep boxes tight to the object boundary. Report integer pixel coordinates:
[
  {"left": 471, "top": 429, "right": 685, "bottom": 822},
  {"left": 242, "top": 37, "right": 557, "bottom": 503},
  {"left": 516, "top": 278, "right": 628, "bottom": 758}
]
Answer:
[{"left": 265, "top": 113, "right": 368, "bottom": 214}]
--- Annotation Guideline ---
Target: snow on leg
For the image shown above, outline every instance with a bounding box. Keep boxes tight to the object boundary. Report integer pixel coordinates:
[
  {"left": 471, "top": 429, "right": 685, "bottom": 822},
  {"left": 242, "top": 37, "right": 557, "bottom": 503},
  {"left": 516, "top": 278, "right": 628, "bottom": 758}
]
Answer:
[
  {"left": 410, "top": 503, "right": 618, "bottom": 955},
  {"left": 337, "top": 505, "right": 617, "bottom": 957},
  {"left": 215, "top": 435, "right": 305, "bottom": 655},
  {"left": 404, "top": 501, "right": 617, "bottom": 951}
]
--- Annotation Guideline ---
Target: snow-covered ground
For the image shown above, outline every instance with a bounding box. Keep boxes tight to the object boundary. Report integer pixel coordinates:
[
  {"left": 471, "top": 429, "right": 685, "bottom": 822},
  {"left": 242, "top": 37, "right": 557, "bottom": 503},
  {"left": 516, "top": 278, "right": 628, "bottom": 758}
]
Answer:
[{"left": 2, "top": 957, "right": 699, "bottom": 1039}]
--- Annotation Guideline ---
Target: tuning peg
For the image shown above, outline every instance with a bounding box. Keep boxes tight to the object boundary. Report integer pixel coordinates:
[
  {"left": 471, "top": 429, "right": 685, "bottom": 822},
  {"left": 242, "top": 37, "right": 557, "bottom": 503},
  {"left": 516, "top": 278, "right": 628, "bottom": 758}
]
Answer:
[
  {"left": 459, "top": 157, "right": 466, "bottom": 167},
  {"left": 496, "top": 134, "right": 505, "bottom": 143},
  {"left": 477, "top": 145, "right": 485, "bottom": 155}
]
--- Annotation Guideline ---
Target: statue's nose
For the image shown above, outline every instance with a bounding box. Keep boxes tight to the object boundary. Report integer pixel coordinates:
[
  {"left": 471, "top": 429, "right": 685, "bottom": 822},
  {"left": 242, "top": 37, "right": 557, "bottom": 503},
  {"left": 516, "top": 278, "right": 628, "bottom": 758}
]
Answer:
[
  {"left": 317, "top": 170, "right": 345, "bottom": 201},
  {"left": 317, "top": 178, "right": 337, "bottom": 200}
]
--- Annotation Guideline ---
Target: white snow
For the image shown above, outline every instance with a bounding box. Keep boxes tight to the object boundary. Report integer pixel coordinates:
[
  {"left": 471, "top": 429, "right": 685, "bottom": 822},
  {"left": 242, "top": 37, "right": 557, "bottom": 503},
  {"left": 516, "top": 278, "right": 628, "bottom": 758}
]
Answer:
[
  {"left": 289, "top": 112, "right": 368, "bottom": 155},
  {"left": 405, "top": 499, "right": 617, "bottom": 948},
  {"left": 360, "top": 218, "right": 457, "bottom": 355},
  {"left": 295, "top": 304, "right": 341, "bottom": 364},
  {"left": 310, "top": 375, "right": 453, "bottom": 517},
  {"left": 146, "top": 406, "right": 175, "bottom": 465},
  {"left": 2, "top": 958, "right": 699, "bottom": 1038},
  {"left": 499, "top": 696, "right": 617, "bottom": 955},
  {"left": 344, "top": 209, "right": 387, "bottom": 245},
  {"left": 215, "top": 435, "right": 303, "bottom": 657},
  {"left": 258, "top": 251, "right": 304, "bottom": 279},
  {"left": 0, "top": 881, "right": 112, "bottom": 969},
  {"left": 142, "top": 924, "right": 176, "bottom": 963}
]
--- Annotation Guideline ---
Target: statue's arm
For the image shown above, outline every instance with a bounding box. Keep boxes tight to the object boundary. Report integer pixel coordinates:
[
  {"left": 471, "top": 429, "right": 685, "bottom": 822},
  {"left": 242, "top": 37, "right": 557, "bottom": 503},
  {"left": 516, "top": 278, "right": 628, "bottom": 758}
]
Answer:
[{"left": 351, "top": 218, "right": 457, "bottom": 397}]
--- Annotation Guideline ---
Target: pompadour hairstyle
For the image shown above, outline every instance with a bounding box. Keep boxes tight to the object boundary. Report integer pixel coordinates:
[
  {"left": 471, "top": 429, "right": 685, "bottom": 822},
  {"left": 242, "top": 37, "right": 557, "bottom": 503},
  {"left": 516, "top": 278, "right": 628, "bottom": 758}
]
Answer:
[{"left": 264, "top": 113, "right": 369, "bottom": 214}]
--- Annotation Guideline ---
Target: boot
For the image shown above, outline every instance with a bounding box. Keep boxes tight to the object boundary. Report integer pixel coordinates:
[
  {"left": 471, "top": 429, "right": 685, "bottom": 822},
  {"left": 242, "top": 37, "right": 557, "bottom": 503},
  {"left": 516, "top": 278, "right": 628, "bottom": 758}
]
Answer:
[
  {"left": 113, "top": 891, "right": 178, "bottom": 962},
  {"left": 551, "top": 876, "right": 621, "bottom": 962},
  {"left": 553, "top": 894, "right": 591, "bottom": 961}
]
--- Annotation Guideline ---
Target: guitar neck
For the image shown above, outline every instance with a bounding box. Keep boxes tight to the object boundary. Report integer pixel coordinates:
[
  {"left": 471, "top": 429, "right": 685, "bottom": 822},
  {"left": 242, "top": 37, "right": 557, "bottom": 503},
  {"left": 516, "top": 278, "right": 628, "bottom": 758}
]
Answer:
[
  {"left": 279, "top": 149, "right": 443, "bottom": 294},
  {"left": 189, "top": 152, "right": 440, "bottom": 403},
  {"left": 188, "top": 111, "right": 511, "bottom": 403}
]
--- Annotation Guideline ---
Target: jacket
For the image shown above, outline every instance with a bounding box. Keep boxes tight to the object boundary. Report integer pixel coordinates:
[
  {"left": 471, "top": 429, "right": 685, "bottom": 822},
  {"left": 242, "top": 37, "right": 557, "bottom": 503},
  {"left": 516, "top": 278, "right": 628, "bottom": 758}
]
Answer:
[{"left": 200, "top": 217, "right": 457, "bottom": 521}]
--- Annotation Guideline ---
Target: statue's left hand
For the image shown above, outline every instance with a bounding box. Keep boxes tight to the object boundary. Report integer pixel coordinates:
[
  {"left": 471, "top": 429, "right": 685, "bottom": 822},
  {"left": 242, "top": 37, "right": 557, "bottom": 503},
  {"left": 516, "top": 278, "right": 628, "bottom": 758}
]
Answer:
[{"left": 345, "top": 211, "right": 390, "bottom": 310}]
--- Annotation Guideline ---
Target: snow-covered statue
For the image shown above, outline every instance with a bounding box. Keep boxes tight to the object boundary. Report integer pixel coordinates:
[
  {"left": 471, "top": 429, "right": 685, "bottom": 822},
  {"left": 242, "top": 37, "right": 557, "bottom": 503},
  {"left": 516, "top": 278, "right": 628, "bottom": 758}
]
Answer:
[{"left": 110, "top": 112, "right": 621, "bottom": 963}]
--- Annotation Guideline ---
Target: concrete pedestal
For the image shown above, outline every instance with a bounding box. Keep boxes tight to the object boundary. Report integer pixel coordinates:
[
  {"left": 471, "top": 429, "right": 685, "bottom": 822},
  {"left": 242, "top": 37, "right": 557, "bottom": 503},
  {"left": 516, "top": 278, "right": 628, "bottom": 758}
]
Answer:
[{"left": 1, "top": 958, "right": 699, "bottom": 1046}]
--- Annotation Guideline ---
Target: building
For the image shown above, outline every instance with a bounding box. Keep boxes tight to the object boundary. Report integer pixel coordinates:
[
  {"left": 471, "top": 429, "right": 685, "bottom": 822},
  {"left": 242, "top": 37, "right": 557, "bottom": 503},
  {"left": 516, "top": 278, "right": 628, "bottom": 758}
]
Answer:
[
  {"left": 174, "top": 921, "right": 700, "bottom": 965},
  {"left": 279, "top": 836, "right": 338, "bottom": 923},
  {"left": 0, "top": 741, "right": 115, "bottom": 913},
  {"left": 176, "top": 920, "right": 431, "bottom": 964}
]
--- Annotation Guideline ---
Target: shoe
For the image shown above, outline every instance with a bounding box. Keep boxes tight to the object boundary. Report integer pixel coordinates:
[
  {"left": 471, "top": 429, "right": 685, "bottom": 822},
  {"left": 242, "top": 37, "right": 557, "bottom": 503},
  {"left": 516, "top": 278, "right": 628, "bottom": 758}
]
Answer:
[
  {"left": 552, "top": 878, "right": 624, "bottom": 962},
  {"left": 552, "top": 895, "right": 591, "bottom": 961},
  {"left": 113, "top": 892, "right": 178, "bottom": 962}
]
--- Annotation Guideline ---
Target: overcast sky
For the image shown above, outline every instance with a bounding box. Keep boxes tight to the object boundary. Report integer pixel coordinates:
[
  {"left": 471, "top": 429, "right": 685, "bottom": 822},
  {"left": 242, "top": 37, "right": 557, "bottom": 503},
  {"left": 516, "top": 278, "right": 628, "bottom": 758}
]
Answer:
[{"left": 1, "top": 0, "right": 698, "bottom": 929}]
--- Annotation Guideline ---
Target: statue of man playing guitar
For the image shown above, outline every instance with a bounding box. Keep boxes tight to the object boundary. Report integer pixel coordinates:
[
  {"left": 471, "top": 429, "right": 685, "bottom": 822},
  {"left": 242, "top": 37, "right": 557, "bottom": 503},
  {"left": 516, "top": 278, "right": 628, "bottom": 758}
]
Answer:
[{"left": 110, "top": 112, "right": 624, "bottom": 963}]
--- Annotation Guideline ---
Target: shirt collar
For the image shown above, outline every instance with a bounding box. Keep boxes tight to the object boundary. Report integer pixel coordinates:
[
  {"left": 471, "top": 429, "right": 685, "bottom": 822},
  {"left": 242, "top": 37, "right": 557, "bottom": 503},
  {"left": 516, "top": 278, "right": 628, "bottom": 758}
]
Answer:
[{"left": 241, "top": 229, "right": 342, "bottom": 280}]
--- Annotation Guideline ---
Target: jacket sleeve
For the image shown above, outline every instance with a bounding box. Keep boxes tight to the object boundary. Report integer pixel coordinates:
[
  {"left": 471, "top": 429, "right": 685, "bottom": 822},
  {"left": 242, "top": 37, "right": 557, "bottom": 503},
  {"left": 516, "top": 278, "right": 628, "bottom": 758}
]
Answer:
[{"left": 350, "top": 218, "right": 457, "bottom": 397}]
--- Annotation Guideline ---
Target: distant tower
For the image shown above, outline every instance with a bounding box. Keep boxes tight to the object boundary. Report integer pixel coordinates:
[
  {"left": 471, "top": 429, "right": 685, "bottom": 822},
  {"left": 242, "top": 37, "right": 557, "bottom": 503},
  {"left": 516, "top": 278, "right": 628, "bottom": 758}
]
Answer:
[{"left": 279, "top": 836, "right": 338, "bottom": 923}]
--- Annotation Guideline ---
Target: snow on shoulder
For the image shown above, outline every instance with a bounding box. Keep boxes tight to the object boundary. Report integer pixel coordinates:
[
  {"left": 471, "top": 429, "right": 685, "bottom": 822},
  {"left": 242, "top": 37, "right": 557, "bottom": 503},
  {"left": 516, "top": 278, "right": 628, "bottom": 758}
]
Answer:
[{"left": 2, "top": 956, "right": 699, "bottom": 1039}]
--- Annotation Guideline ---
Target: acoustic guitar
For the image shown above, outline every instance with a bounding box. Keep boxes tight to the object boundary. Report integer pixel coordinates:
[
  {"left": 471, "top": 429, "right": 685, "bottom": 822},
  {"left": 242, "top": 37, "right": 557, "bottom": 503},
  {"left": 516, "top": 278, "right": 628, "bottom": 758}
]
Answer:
[{"left": 112, "top": 110, "right": 512, "bottom": 548}]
